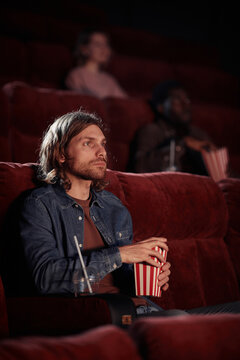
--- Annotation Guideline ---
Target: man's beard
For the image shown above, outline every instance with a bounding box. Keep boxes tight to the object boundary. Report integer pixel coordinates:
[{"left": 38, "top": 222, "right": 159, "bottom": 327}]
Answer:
[{"left": 64, "top": 159, "right": 107, "bottom": 181}]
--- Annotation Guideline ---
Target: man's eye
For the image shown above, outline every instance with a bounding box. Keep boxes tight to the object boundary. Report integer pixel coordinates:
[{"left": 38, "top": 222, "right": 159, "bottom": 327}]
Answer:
[{"left": 83, "top": 141, "right": 91, "bottom": 147}]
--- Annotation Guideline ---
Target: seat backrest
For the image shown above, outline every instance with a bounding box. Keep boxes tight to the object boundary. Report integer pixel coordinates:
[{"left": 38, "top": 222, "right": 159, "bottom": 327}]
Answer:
[
  {"left": 103, "top": 97, "right": 154, "bottom": 171},
  {"left": 27, "top": 42, "right": 73, "bottom": 88},
  {"left": 0, "top": 89, "right": 11, "bottom": 161},
  {"left": 0, "top": 277, "right": 9, "bottom": 338},
  {"left": 2, "top": 82, "right": 108, "bottom": 163},
  {"left": 0, "top": 36, "right": 28, "bottom": 86},
  {"left": 105, "top": 169, "right": 240, "bottom": 309},
  {"left": 107, "top": 54, "right": 175, "bottom": 98},
  {"left": 0, "top": 162, "right": 239, "bottom": 309},
  {"left": 174, "top": 63, "right": 240, "bottom": 107}
]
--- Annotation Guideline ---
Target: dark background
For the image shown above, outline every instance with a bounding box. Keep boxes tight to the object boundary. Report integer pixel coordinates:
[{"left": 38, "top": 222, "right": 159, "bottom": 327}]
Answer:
[
  {"left": 1, "top": 0, "right": 240, "bottom": 76},
  {"left": 68, "top": 1, "right": 240, "bottom": 77}
]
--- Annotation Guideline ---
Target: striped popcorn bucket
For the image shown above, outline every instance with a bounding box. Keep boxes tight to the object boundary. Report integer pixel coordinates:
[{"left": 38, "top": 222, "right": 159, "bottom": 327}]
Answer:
[
  {"left": 134, "top": 246, "right": 167, "bottom": 297},
  {"left": 201, "top": 147, "right": 229, "bottom": 182}
]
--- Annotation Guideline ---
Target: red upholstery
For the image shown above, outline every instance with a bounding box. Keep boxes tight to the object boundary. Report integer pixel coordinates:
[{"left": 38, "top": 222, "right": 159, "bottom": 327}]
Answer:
[
  {"left": 108, "top": 26, "right": 221, "bottom": 67},
  {"left": 129, "top": 315, "right": 240, "bottom": 360},
  {"left": 107, "top": 54, "right": 175, "bottom": 98},
  {"left": 27, "top": 42, "right": 73, "bottom": 88},
  {"left": 218, "top": 178, "right": 240, "bottom": 282},
  {"left": 0, "top": 90, "right": 11, "bottom": 162},
  {"left": 108, "top": 26, "right": 169, "bottom": 59},
  {"left": 192, "top": 103, "right": 240, "bottom": 174},
  {"left": 163, "top": 36, "right": 221, "bottom": 67},
  {"left": 106, "top": 170, "right": 240, "bottom": 310},
  {"left": 1, "top": 82, "right": 240, "bottom": 173},
  {"left": 6, "top": 296, "right": 112, "bottom": 337},
  {"left": 103, "top": 97, "right": 154, "bottom": 170},
  {"left": 0, "top": 6, "right": 107, "bottom": 44},
  {"left": 0, "top": 162, "right": 239, "bottom": 313},
  {"left": 174, "top": 63, "right": 240, "bottom": 107},
  {"left": 0, "top": 325, "right": 141, "bottom": 360},
  {"left": 0, "top": 278, "right": 8, "bottom": 338},
  {"left": 46, "top": 17, "right": 83, "bottom": 48},
  {"left": 2, "top": 82, "right": 108, "bottom": 163},
  {"left": 0, "top": 9, "right": 48, "bottom": 42},
  {"left": 0, "top": 37, "right": 27, "bottom": 86}
]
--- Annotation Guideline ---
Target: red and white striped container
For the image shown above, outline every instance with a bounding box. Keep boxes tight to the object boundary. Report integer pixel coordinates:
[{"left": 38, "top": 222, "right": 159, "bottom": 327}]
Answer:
[
  {"left": 201, "top": 147, "right": 229, "bottom": 182},
  {"left": 134, "top": 246, "right": 167, "bottom": 297}
]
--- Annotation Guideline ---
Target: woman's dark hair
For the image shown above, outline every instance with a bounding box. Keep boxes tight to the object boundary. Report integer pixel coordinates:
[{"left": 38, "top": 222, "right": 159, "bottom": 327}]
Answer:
[{"left": 73, "top": 28, "right": 110, "bottom": 65}]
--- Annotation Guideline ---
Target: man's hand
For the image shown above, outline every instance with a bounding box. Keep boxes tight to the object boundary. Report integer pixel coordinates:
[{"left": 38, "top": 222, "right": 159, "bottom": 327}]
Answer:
[
  {"left": 158, "top": 262, "right": 171, "bottom": 292},
  {"left": 184, "top": 136, "right": 217, "bottom": 152},
  {"left": 119, "top": 237, "right": 168, "bottom": 267}
]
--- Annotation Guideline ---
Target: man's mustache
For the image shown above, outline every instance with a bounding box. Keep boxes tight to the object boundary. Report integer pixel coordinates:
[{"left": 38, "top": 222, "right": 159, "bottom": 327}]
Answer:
[{"left": 90, "top": 157, "right": 107, "bottom": 164}]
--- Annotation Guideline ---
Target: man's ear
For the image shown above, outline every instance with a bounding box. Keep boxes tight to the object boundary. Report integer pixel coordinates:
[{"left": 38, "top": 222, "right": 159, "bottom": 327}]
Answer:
[{"left": 59, "top": 153, "right": 65, "bottom": 164}]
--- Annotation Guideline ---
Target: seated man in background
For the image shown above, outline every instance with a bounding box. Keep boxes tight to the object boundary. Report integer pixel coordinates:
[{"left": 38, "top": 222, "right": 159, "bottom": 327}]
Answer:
[
  {"left": 2, "top": 110, "right": 240, "bottom": 316},
  {"left": 129, "top": 80, "right": 216, "bottom": 175},
  {"left": 65, "top": 29, "right": 128, "bottom": 99}
]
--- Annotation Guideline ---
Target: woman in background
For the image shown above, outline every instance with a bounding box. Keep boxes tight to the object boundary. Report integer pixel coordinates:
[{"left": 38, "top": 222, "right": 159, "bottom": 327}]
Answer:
[{"left": 65, "top": 29, "right": 127, "bottom": 99}]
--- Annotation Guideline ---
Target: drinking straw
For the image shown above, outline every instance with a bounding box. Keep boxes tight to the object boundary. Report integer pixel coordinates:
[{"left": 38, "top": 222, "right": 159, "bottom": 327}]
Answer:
[
  {"left": 74, "top": 235, "right": 93, "bottom": 294},
  {"left": 169, "top": 139, "right": 176, "bottom": 170}
]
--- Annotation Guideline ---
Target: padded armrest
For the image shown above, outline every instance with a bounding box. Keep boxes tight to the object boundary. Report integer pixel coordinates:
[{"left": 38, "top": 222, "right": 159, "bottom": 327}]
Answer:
[
  {"left": 6, "top": 293, "right": 136, "bottom": 336},
  {"left": 218, "top": 178, "right": 240, "bottom": 282}
]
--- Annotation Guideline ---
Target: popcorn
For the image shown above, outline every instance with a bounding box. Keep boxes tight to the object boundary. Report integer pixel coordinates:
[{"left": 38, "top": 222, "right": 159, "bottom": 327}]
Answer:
[
  {"left": 201, "top": 147, "right": 229, "bottom": 182},
  {"left": 134, "top": 246, "right": 167, "bottom": 297}
]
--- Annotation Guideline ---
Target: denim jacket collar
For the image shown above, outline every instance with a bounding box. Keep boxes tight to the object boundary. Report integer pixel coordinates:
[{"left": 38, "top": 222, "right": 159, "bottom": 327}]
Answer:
[{"left": 52, "top": 183, "right": 104, "bottom": 209}]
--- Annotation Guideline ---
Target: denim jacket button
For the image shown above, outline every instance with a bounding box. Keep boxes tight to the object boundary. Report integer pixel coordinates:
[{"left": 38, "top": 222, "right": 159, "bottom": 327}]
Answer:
[{"left": 78, "top": 216, "right": 82, "bottom": 221}]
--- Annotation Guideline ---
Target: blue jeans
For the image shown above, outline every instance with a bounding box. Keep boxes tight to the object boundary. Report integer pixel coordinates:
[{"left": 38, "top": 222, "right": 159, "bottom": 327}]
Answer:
[{"left": 136, "top": 297, "right": 240, "bottom": 317}]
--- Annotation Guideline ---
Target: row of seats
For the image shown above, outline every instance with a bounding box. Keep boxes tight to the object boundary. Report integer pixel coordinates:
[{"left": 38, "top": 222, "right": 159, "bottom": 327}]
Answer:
[
  {"left": 0, "top": 6, "right": 221, "bottom": 66},
  {"left": 1, "top": 36, "right": 239, "bottom": 107},
  {"left": 1, "top": 81, "right": 240, "bottom": 174},
  {"left": 1, "top": 162, "right": 240, "bottom": 358}
]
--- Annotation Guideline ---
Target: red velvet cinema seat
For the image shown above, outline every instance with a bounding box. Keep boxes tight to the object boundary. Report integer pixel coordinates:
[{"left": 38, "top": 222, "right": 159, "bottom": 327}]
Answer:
[
  {"left": 106, "top": 170, "right": 240, "bottom": 311},
  {"left": 107, "top": 54, "right": 175, "bottom": 99},
  {"left": 174, "top": 63, "right": 240, "bottom": 107},
  {"left": 0, "top": 89, "right": 11, "bottom": 162},
  {"left": 0, "top": 36, "right": 28, "bottom": 86},
  {"left": 103, "top": 96, "right": 154, "bottom": 171},
  {"left": 0, "top": 162, "right": 137, "bottom": 336},
  {"left": 129, "top": 315, "right": 240, "bottom": 360},
  {"left": 2, "top": 82, "right": 108, "bottom": 164},
  {"left": 26, "top": 42, "right": 73, "bottom": 89},
  {"left": 218, "top": 178, "right": 240, "bottom": 284},
  {"left": 0, "top": 277, "right": 8, "bottom": 339},
  {"left": 0, "top": 162, "right": 240, "bottom": 337},
  {"left": 0, "top": 325, "right": 141, "bottom": 360},
  {"left": 191, "top": 103, "right": 240, "bottom": 175}
]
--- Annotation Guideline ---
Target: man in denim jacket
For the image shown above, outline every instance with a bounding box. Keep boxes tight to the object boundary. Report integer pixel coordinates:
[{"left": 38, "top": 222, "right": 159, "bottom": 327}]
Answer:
[
  {"left": 16, "top": 109, "right": 240, "bottom": 315},
  {"left": 18, "top": 110, "right": 170, "bottom": 301}
]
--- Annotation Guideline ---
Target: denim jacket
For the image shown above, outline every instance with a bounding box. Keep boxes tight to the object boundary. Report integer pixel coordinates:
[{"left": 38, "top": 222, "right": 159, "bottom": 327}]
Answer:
[{"left": 19, "top": 183, "right": 133, "bottom": 295}]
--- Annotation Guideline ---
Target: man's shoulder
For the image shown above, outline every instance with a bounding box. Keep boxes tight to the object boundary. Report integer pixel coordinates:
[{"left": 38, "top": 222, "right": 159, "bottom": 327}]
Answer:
[{"left": 24, "top": 183, "right": 63, "bottom": 203}]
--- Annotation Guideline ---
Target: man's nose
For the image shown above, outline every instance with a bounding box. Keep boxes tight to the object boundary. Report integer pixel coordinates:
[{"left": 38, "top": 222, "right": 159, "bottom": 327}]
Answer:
[{"left": 96, "top": 144, "right": 107, "bottom": 158}]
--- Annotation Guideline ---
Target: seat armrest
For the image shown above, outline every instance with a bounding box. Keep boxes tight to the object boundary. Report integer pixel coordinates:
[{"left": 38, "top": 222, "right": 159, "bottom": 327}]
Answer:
[{"left": 6, "top": 293, "right": 136, "bottom": 336}]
